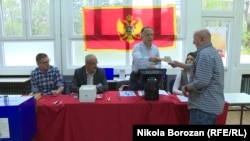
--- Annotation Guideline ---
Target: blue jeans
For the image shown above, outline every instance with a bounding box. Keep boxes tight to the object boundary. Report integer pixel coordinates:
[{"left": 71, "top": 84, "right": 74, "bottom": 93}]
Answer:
[{"left": 189, "top": 109, "right": 217, "bottom": 125}]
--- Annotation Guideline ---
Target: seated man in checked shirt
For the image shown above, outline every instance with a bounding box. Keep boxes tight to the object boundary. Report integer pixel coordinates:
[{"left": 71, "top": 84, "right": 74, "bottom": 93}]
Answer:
[{"left": 30, "top": 53, "right": 64, "bottom": 97}]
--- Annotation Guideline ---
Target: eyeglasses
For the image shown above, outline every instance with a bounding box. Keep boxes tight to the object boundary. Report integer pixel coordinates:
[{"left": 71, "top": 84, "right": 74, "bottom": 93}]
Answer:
[
  {"left": 39, "top": 59, "right": 50, "bottom": 64},
  {"left": 186, "top": 58, "right": 193, "bottom": 61},
  {"left": 87, "top": 62, "right": 98, "bottom": 65}
]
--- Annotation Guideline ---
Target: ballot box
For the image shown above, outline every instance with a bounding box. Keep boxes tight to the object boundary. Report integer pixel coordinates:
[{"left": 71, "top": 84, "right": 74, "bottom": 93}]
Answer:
[{"left": 0, "top": 95, "right": 37, "bottom": 141}]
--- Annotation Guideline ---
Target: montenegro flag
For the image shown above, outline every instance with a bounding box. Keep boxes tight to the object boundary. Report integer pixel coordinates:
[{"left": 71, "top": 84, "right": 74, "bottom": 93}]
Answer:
[{"left": 82, "top": 6, "right": 176, "bottom": 51}]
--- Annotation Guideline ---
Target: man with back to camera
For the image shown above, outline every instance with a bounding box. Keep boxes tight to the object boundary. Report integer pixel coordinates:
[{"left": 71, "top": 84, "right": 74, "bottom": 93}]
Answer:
[
  {"left": 129, "top": 26, "right": 162, "bottom": 90},
  {"left": 30, "top": 53, "right": 64, "bottom": 96},
  {"left": 169, "top": 28, "right": 225, "bottom": 125},
  {"left": 70, "top": 54, "right": 109, "bottom": 94}
]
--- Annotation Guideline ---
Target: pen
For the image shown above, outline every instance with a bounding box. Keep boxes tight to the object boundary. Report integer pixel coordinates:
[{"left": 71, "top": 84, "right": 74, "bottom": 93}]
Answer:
[
  {"left": 53, "top": 101, "right": 62, "bottom": 104},
  {"left": 107, "top": 96, "right": 110, "bottom": 102}
]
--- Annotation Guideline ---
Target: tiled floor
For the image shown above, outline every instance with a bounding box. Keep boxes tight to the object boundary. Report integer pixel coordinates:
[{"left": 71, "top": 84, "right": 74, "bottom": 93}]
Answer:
[{"left": 226, "top": 106, "right": 250, "bottom": 125}]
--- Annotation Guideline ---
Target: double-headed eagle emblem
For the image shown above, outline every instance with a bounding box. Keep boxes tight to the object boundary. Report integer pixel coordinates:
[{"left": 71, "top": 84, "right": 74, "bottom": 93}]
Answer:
[{"left": 117, "top": 15, "right": 143, "bottom": 43}]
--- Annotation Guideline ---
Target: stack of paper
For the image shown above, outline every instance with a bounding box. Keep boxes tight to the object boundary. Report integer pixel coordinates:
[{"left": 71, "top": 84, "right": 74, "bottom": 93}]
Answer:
[
  {"left": 176, "top": 95, "right": 188, "bottom": 102},
  {"left": 119, "top": 91, "right": 136, "bottom": 97},
  {"left": 137, "top": 90, "right": 169, "bottom": 96}
]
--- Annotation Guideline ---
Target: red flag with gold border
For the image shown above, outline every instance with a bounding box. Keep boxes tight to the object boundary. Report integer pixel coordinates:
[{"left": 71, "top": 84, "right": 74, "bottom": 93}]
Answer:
[{"left": 82, "top": 6, "right": 176, "bottom": 51}]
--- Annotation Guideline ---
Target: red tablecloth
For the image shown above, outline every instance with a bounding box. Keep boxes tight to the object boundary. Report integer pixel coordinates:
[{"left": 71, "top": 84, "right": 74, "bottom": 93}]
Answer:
[
  {"left": 34, "top": 91, "right": 228, "bottom": 141},
  {"left": 168, "top": 94, "right": 229, "bottom": 125}
]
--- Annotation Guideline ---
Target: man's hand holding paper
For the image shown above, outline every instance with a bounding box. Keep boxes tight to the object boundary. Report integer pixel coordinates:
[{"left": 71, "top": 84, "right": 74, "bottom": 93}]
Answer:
[
  {"left": 160, "top": 56, "right": 180, "bottom": 68},
  {"left": 149, "top": 56, "right": 161, "bottom": 62},
  {"left": 161, "top": 56, "right": 173, "bottom": 63}
]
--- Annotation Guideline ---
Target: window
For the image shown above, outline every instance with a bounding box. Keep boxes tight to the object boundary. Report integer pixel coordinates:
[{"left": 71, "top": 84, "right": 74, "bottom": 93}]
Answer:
[
  {"left": 241, "top": 0, "right": 250, "bottom": 64},
  {"left": 202, "top": 0, "right": 234, "bottom": 11},
  {"left": 67, "top": 0, "right": 183, "bottom": 74},
  {"left": 1, "top": 0, "right": 52, "bottom": 38},
  {"left": 202, "top": 18, "right": 233, "bottom": 67},
  {"left": 0, "top": 0, "right": 59, "bottom": 74},
  {"left": 201, "top": 0, "right": 237, "bottom": 67},
  {"left": 1, "top": 0, "right": 23, "bottom": 37},
  {"left": 202, "top": 0, "right": 250, "bottom": 64},
  {"left": 29, "top": 0, "right": 52, "bottom": 37}
]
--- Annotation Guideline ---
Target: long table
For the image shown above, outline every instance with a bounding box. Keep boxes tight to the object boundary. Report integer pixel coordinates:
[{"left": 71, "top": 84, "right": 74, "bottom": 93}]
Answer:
[
  {"left": 224, "top": 93, "right": 250, "bottom": 125},
  {"left": 34, "top": 91, "right": 228, "bottom": 141}
]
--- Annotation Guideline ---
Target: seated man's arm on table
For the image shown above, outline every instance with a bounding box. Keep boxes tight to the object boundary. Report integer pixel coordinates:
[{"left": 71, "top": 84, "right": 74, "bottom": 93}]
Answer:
[
  {"left": 70, "top": 69, "right": 81, "bottom": 93},
  {"left": 30, "top": 72, "right": 40, "bottom": 93},
  {"left": 51, "top": 86, "right": 64, "bottom": 95},
  {"left": 95, "top": 68, "right": 109, "bottom": 93},
  {"left": 31, "top": 93, "right": 42, "bottom": 100},
  {"left": 30, "top": 74, "right": 42, "bottom": 100},
  {"left": 51, "top": 72, "right": 65, "bottom": 95}
]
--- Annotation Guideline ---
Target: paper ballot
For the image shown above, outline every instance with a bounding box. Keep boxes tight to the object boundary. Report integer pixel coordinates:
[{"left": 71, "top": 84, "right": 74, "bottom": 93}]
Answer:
[
  {"left": 176, "top": 95, "right": 188, "bottom": 102},
  {"left": 161, "top": 56, "right": 173, "bottom": 63}
]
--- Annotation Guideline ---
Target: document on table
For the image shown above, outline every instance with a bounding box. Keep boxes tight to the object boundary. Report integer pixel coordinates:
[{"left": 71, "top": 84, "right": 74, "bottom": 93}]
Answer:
[
  {"left": 137, "top": 90, "right": 144, "bottom": 96},
  {"left": 159, "top": 90, "right": 169, "bottom": 95},
  {"left": 137, "top": 90, "right": 169, "bottom": 96},
  {"left": 119, "top": 91, "right": 136, "bottom": 97},
  {"left": 0, "top": 118, "right": 10, "bottom": 138},
  {"left": 176, "top": 95, "right": 188, "bottom": 102}
]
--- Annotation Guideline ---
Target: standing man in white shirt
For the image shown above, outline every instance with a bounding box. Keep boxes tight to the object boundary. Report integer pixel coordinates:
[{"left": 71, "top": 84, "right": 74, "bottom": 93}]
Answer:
[{"left": 129, "top": 26, "right": 161, "bottom": 90}]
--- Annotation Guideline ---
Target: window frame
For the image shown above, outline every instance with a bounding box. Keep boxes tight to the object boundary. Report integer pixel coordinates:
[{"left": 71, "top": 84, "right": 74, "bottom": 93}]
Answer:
[
  {"left": 0, "top": 0, "right": 62, "bottom": 75},
  {"left": 62, "top": 0, "right": 186, "bottom": 75}
]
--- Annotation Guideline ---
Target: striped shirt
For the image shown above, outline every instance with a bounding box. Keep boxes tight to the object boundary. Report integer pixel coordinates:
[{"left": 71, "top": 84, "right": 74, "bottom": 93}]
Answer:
[
  {"left": 188, "top": 43, "right": 225, "bottom": 115},
  {"left": 30, "top": 66, "right": 64, "bottom": 94}
]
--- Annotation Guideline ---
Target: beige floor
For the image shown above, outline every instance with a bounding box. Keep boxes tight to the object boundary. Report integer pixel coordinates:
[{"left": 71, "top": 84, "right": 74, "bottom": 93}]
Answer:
[{"left": 226, "top": 106, "right": 250, "bottom": 125}]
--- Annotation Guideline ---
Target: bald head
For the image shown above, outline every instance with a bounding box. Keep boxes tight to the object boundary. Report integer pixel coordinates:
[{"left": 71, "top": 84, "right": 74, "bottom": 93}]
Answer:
[
  {"left": 193, "top": 28, "right": 212, "bottom": 49},
  {"left": 196, "top": 29, "right": 211, "bottom": 42},
  {"left": 85, "top": 54, "right": 98, "bottom": 73},
  {"left": 85, "top": 54, "right": 97, "bottom": 63}
]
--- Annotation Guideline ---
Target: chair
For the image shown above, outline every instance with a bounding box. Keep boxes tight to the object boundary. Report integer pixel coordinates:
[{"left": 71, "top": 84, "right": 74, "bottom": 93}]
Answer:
[
  {"left": 169, "top": 79, "right": 175, "bottom": 94},
  {"left": 62, "top": 80, "right": 68, "bottom": 94},
  {"left": 118, "top": 84, "right": 129, "bottom": 91},
  {"left": 116, "top": 80, "right": 129, "bottom": 91}
]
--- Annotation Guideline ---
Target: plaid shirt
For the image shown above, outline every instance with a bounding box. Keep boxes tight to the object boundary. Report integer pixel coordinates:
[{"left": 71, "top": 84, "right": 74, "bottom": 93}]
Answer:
[{"left": 30, "top": 66, "right": 64, "bottom": 94}]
